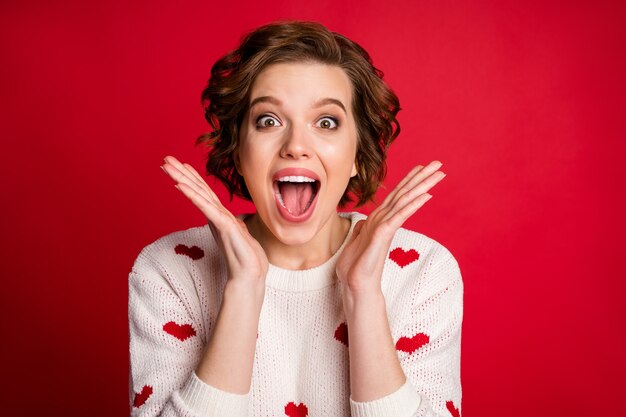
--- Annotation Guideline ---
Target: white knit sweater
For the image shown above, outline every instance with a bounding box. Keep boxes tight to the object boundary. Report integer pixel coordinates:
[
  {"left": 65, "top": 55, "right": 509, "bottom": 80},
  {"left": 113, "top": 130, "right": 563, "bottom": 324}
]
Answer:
[{"left": 128, "top": 212, "right": 463, "bottom": 417}]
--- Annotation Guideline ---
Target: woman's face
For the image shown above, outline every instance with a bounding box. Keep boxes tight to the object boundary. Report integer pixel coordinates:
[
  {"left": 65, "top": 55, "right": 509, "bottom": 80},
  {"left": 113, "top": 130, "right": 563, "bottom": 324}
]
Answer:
[{"left": 236, "top": 62, "right": 358, "bottom": 246}]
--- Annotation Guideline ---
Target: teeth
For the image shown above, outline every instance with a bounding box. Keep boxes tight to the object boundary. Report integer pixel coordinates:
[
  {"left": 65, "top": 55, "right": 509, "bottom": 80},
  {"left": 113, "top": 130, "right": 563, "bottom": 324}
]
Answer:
[
  {"left": 276, "top": 192, "right": 287, "bottom": 211},
  {"left": 274, "top": 176, "right": 317, "bottom": 215},
  {"left": 277, "top": 176, "right": 316, "bottom": 183}
]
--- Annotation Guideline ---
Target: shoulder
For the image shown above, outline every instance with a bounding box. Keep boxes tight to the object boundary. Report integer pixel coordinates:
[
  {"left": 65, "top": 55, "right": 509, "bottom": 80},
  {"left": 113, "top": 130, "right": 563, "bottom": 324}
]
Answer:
[
  {"left": 345, "top": 211, "right": 463, "bottom": 298},
  {"left": 388, "top": 225, "right": 463, "bottom": 304},
  {"left": 344, "top": 211, "right": 460, "bottom": 271},
  {"left": 391, "top": 226, "right": 460, "bottom": 273},
  {"left": 128, "top": 224, "right": 218, "bottom": 290},
  {"left": 358, "top": 217, "right": 465, "bottom": 325}
]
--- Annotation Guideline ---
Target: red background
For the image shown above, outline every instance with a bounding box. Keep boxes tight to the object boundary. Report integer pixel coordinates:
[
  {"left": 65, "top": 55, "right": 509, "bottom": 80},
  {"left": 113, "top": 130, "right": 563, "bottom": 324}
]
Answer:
[{"left": 1, "top": 1, "right": 625, "bottom": 416}]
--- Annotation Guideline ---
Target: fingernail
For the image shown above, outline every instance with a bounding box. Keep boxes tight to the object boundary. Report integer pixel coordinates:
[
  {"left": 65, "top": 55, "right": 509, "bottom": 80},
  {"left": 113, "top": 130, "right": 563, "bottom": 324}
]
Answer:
[
  {"left": 174, "top": 185, "right": 181, "bottom": 191},
  {"left": 160, "top": 165, "right": 166, "bottom": 173}
]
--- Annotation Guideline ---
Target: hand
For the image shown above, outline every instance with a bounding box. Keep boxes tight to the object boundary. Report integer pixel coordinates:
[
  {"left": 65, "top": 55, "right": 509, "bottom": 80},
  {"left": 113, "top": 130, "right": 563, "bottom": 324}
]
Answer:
[
  {"left": 161, "top": 156, "right": 268, "bottom": 286},
  {"left": 336, "top": 161, "right": 446, "bottom": 295}
]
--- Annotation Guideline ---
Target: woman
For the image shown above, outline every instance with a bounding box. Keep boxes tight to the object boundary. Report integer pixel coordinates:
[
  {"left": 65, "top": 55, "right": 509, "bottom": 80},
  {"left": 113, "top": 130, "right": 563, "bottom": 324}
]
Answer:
[{"left": 129, "top": 20, "right": 463, "bottom": 417}]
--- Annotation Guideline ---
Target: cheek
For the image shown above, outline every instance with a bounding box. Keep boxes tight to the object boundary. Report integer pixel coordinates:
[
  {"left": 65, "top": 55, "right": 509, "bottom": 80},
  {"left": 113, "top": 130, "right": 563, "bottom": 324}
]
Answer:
[
  {"left": 238, "top": 144, "right": 271, "bottom": 193},
  {"left": 336, "top": 132, "right": 358, "bottom": 174},
  {"left": 238, "top": 137, "right": 259, "bottom": 170},
  {"left": 323, "top": 147, "right": 357, "bottom": 186}
]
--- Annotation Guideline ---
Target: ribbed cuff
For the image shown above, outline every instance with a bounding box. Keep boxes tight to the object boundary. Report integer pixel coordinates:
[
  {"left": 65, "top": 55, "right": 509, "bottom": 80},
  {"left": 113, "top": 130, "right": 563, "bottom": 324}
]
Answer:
[
  {"left": 178, "top": 371, "right": 250, "bottom": 417},
  {"left": 350, "top": 379, "right": 421, "bottom": 417}
]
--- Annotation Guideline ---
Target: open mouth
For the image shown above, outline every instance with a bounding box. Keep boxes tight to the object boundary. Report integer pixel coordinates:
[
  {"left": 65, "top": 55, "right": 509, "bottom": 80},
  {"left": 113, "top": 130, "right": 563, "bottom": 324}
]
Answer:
[{"left": 274, "top": 175, "right": 320, "bottom": 219}]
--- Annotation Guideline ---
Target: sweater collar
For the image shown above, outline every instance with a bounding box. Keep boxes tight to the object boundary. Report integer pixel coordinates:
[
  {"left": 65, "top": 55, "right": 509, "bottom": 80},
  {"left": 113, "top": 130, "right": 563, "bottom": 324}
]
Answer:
[{"left": 258, "top": 211, "right": 364, "bottom": 292}]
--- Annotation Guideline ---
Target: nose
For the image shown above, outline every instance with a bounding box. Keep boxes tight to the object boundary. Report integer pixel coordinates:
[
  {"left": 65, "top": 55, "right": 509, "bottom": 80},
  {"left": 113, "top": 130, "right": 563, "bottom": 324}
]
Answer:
[{"left": 279, "top": 124, "right": 312, "bottom": 160}]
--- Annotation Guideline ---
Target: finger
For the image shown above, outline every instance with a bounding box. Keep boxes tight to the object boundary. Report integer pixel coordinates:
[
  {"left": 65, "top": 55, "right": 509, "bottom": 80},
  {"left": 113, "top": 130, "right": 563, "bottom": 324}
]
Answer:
[
  {"left": 162, "top": 156, "right": 196, "bottom": 185},
  {"left": 393, "top": 164, "right": 424, "bottom": 192},
  {"left": 175, "top": 182, "right": 228, "bottom": 226},
  {"left": 163, "top": 156, "right": 209, "bottom": 193},
  {"left": 170, "top": 183, "right": 231, "bottom": 237},
  {"left": 162, "top": 162, "right": 222, "bottom": 208},
  {"left": 166, "top": 160, "right": 241, "bottom": 237},
  {"left": 392, "top": 161, "right": 441, "bottom": 200},
  {"left": 164, "top": 156, "right": 215, "bottom": 198},
  {"left": 384, "top": 170, "right": 444, "bottom": 221},
  {"left": 174, "top": 176, "right": 241, "bottom": 234},
  {"left": 183, "top": 164, "right": 219, "bottom": 200},
  {"left": 162, "top": 163, "right": 210, "bottom": 198},
  {"left": 385, "top": 161, "right": 444, "bottom": 211},
  {"left": 351, "top": 220, "right": 366, "bottom": 239},
  {"left": 382, "top": 193, "right": 433, "bottom": 228},
  {"left": 183, "top": 162, "right": 220, "bottom": 201},
  {"left": 380, "top": 165, "right": 424, "bottom": 207},
  {"left": 183, "top": 162, "right": 206, "bottom": 184}
]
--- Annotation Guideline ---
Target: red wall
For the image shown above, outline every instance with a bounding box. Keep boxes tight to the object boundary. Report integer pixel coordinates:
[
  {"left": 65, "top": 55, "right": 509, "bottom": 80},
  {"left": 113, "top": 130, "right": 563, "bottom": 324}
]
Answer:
[{"left": 1, "top": 1, "right": 625, "bottom": 416}]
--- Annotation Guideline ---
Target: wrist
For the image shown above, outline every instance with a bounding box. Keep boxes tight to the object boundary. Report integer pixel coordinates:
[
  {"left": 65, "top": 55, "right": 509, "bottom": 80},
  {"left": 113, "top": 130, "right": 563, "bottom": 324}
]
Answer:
[
  {"left": 342, "top": 286, "right": 386, "bottom": 320},
  {"left": 224, "top": 279, "right": 266, "bottom": 311},
  {"left": 339, "top": 270, "right": 383, "bottom": 295}
]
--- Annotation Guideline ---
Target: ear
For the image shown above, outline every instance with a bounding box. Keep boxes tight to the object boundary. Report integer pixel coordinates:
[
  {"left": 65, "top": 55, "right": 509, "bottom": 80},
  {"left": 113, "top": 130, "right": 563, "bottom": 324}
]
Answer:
[{"left": 350, "top": 159, "right": 358, "bottom": 178}]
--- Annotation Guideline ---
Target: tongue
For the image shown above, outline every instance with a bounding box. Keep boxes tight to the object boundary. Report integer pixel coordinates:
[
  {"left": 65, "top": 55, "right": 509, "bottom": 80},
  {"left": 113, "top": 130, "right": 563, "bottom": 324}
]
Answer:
[{"left": 280, "top": 182, "right": 314, "bottom": 215}]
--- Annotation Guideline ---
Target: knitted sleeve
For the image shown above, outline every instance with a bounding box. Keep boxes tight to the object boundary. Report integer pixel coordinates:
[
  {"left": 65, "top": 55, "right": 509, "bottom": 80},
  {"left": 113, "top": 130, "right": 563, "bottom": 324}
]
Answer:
[
  {"left": 128, "top": 262, "right": 250, "bottom": 416},
  {"left": 401, "top": 246, "right": 464, "bottom": 417},
  {"left": 350, "top": 245, "right": 464, "bottom": 417}
]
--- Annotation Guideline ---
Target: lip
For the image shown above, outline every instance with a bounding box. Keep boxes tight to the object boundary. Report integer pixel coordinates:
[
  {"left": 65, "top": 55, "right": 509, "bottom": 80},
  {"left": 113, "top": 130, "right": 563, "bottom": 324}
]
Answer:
[
  {"left": 272, "top": 168, "right": 320, "bottom": 182},
  {"left": 272, "top": 167, "right": 321, "bottom": 223}
]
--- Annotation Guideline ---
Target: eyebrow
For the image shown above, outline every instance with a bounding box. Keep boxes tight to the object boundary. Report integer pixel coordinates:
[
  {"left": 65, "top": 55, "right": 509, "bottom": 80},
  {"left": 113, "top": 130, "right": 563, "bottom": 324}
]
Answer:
[{"left": 249, "top": 96, "right": 347, "bottom": 115}]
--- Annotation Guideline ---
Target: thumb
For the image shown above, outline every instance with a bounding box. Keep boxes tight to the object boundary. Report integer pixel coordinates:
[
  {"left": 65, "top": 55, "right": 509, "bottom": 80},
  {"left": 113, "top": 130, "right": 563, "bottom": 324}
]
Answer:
[{"left": 350, "top": 220, "right": 366, "bottom": 241}]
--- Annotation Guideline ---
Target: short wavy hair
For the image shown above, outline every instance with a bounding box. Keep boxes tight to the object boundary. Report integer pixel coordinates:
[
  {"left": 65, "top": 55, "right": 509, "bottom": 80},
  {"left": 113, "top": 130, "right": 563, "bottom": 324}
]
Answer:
[{"left": 196, "top": 20, "right": 401, "bottom": 207}]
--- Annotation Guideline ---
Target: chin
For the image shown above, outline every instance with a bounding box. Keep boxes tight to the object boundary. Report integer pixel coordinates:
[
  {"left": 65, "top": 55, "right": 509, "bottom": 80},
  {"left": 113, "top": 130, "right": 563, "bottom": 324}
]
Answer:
[{"left": 269, "top": 220, "right": 320, "bottom": 247}]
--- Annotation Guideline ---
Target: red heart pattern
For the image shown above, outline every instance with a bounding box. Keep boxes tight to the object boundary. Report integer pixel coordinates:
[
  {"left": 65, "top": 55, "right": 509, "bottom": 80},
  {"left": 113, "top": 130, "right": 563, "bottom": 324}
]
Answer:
[
  {"left": 396, "top": 332, "right": 430, "bottom": 354},
  {"left": 163, "top": 321, "right": 197, "bottom": 341},
  {"left": 285, "top": 402, "right": 308, "bottom": 417},
  {"left": 174, "top": 244, "right": 204, "bottom": 260},
  {"left": 133, "top": 385, "right": 153, "bottom": 408},
  {"left": 446, "top": 400, "right": 460, "bottom": 417},
  {"left": 389, "top": 247, "right": 420, "bottom": 268},
  {"left": 334, "top": 322, "right": 349, "bottom": 347}
]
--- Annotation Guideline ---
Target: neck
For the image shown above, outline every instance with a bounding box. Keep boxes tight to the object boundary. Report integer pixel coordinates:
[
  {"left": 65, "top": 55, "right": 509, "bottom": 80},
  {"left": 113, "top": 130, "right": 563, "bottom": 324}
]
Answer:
[{"left": 245, "top": 212, "right": 350, "bottom": 270}]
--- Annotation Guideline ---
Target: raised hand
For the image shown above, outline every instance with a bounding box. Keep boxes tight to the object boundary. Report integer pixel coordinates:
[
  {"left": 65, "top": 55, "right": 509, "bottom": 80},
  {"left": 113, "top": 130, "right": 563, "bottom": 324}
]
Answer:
[
  {"left": 161, "top": 156, "right": 268, "bottom": 285},
  {"left": 336, "top": 161, "right": 446, "bottom": 295},
  {"left": 161, "top": 156, "right": 267, "bottom": 394}
]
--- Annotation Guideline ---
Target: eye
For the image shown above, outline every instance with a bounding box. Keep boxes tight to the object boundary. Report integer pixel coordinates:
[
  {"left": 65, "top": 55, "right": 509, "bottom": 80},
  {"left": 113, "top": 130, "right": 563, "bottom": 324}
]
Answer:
[
  {"left": 256, "top": 115, "right": 282, "bottom": 128},
  {"left": 316, "top": 116, "right": 339, "bottom": 130}
]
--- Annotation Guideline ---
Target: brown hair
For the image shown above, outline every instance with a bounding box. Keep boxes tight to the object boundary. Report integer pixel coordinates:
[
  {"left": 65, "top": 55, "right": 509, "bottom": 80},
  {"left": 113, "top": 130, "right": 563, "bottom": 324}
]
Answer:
[{"left": 196, "top": 20, "right": 401, "bottom": 207}]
